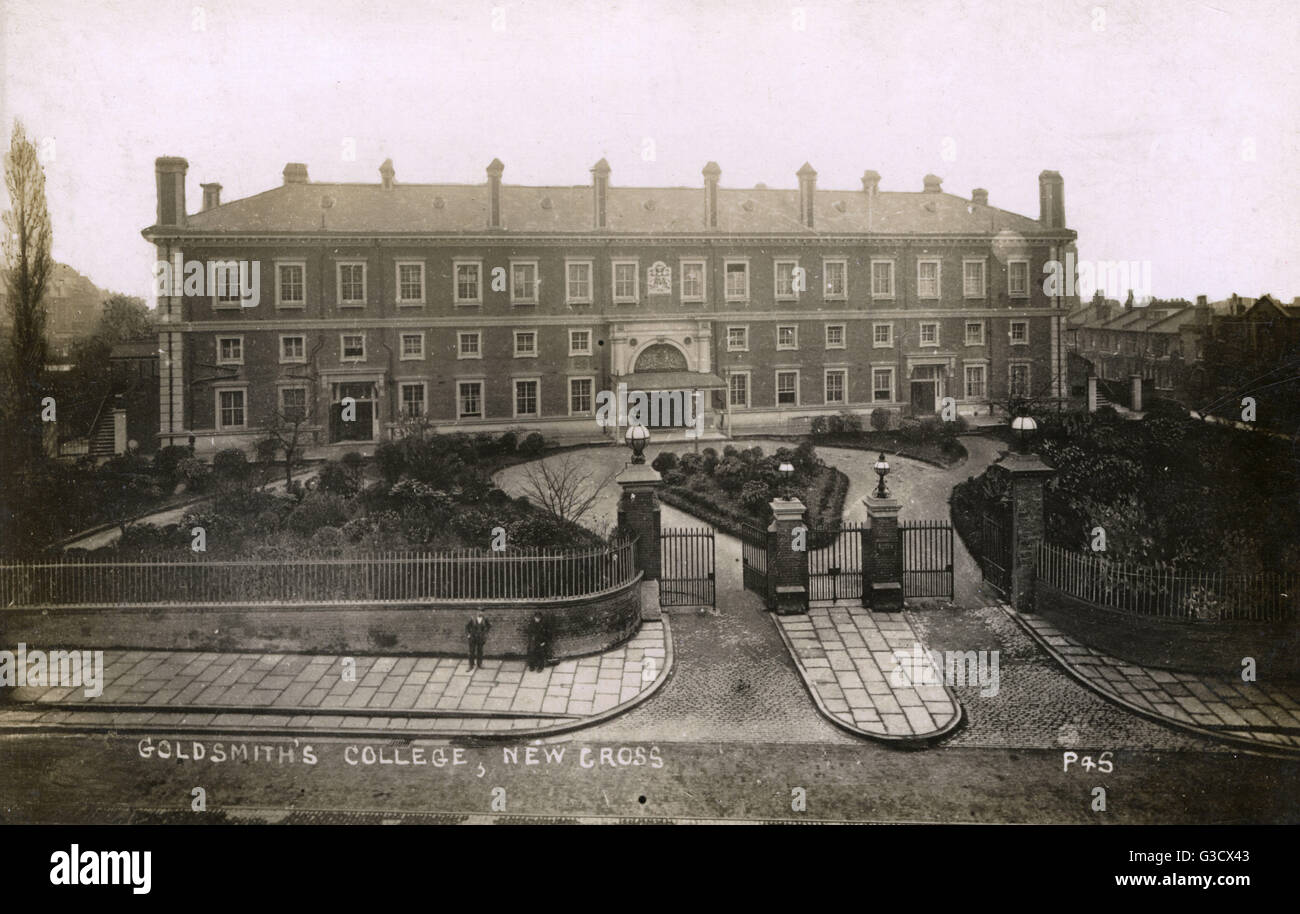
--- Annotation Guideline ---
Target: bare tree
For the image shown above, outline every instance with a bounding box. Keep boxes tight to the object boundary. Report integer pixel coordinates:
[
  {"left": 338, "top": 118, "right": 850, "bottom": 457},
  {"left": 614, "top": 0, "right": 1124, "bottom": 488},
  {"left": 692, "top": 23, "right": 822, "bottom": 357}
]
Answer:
[
  {"left": 258, "top": 410, "right": 309, "bottom": 489},
  {"left": 3, "top": 121, "right": 54, "bottom": 467},
  {"left": 518, "top": 453, "right": 617, "bottom": 526}
]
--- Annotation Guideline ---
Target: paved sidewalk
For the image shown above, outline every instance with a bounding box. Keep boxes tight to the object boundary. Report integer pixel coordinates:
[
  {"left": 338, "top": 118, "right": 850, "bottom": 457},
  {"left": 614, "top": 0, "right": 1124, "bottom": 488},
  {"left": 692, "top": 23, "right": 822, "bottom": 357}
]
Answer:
[
  {"left": 1014, "top": 610, "right": 1300, "bottom": 754},
  {"left": 774, "top": 602, "right": 962, "bottom": 742},
  {"left": 0, "top": 621, "right": 669, "bottom": 739}
]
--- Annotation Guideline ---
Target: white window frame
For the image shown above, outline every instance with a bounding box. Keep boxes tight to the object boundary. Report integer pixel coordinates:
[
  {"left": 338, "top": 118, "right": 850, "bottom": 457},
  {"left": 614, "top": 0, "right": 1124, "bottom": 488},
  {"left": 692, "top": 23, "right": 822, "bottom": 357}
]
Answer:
[
  {"left": 962, "top": 257, "right": 987, "bottom": 299},
  {"left": 775, "top": 369, "right": 800, "bottom": 407},
  {"left": 611, "top": 258, "right": 639, "bottom": 304},
  {"left": 278, "top": 334, "right": 306, "bottom": 364},
  {"left": 210, "top": 261, "right": 246, "bottom": 310},
  {"left": 513, "top": 329, "right": 539, "bottom": 358},
  {"left": 964, "top": 363, "right": 988, "bottom": 400},
  {"left": 336, "top": 260, "right": 367, "bottom": 307},
  {"left": 917, "top": 258, "right": 941, "bottom": 300},
  {"left": 822, "top": 258, "right": 848, "bottom": 301},
  {"left": 727, "top": 370, "right": 750, "bottom": 409},
  {"left": 510, "top": 259, "right": 539, "bottom": 305},
  {"left": 568, "top": 376, "right": 596, "bottom": 416},
  {"left": 824, "top": 368, "right": 847, "bottom": 405},
  {"left": 458, "top": 331, "right": 483, "bottom": 360},
  {"left": 774, "top": 259, "right": 800, "bottom": 301},
  {"left": 457, "top": 380, "right": 485, "bottom": 420},
  {"left": 277, "top": 384, "right": 309, "bottom": 422},
  {"left": 724, "top": 258, "right": 750, "bottom": 302},
  {"left": 680, "top": 258, "right": 706, "bottom": 303},
  {"left": 964, "top": 321, "right": 985, "bottom": 347},
  {"left": 1009, "top": 362, "right": 1032, "bottom": 397},
  {"left": 398, "top": 381, "right": 428, "bottom": 419},
  {"left": 216, "top": 335, "right": 244, "bottom": 366},
  {"left": 872, "top": 322, "right": 895, "bottom": 348},
  {"left": 565, "top": 259, "right": 593, "bottom": 305},
  {"left": 871, "top": 367, "right": 895, "bottom": 403},
  {"left": 340, "top": 333, "right": 367, "bottom": 362},
  {"left": 395, "top": 260, "right": 426, "bottom": 306},
  {"left": 568, "top": 328, "right": 593, "bottom": 357},
  {"left": 825, "top": 323, "right": 846, "bottom": 350},
  {"left": 919, "top": 321, "right": 940, "bottom": 348},
  {"left": 454, "top": 259, "right": 483, "bottom": 306},
  {"left": 727, "top": 325, "right": 749, "bottom": 352},
  {"left": 1007, "top": 258, "right": 1030, "bottom": 298},
  {"left": 399, "top": 332, "right": 425, "bottom": 361},
  {"left": 776, "top": 325, "right": 799, "bottom": 351},
  {"left": 214, "top": 386, "right": 248, "bottom": 431},
  {"left": 1010, "top": 320, "right": 1030, "bottom": 346},
  {"left": 871, "top": 259, "right": 895, "bottom": 299},
  {"left": 274, "top": 260, "right": 306, "bottom": 309},
  {"left": 513, "top": 377, "right": 541, "bottom": 419}
]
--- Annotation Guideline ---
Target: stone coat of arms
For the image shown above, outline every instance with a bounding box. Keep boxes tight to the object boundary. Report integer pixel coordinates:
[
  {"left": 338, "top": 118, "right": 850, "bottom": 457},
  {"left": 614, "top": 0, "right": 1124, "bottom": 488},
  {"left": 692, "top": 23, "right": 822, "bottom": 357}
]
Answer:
[{"left": 647, "top": 261, "right": 671, "bottom": 295}]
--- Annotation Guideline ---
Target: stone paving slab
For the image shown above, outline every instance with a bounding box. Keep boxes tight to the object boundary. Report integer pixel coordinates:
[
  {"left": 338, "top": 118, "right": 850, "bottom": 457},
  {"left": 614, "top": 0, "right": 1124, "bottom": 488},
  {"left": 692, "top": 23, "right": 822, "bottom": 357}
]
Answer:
[
  {"left": 1013, "top": 610, "right": 1300, "bottom": 754},
  {"left": 775, "top": 602, "right": 962, "bottom": 742},
  {"left": 0, "top": 621, "right": 671, "bottom": 740}
]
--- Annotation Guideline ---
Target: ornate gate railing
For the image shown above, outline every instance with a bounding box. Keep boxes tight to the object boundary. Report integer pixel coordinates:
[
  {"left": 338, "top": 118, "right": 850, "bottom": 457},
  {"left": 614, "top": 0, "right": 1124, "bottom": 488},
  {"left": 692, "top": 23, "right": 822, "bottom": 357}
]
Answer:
[
  {"left": 900, "top": 519, "right": 954, "bottom": 600},
  {"left": 660, "top": 527, "right": 715, "bottom": 608},
  {"left": 980, "top": 511, "right": 1012, "bottom": 597},
  {"left": 808, "top": 523, "right": 867, "bottom": 603},
  {"left": 740, "top": 522, "right": 768, "bottom": 601}
]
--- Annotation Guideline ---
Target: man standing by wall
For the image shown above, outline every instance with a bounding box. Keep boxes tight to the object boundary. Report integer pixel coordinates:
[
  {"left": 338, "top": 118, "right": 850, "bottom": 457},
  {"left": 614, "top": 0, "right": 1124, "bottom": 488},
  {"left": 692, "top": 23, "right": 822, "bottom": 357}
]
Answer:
[
  {"left": 466, "top": 613, "right": 491, "bottom": 670},
  {"left": 526, "top": 611, "right": 551, "bottom": 671}
]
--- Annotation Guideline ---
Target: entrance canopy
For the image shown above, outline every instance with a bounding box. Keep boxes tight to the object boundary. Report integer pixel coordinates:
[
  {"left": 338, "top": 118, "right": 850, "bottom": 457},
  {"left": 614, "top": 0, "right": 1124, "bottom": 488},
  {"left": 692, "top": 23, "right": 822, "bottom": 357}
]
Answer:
[{"left": 620, "top": 371, "right": 727, "bottom": 391}]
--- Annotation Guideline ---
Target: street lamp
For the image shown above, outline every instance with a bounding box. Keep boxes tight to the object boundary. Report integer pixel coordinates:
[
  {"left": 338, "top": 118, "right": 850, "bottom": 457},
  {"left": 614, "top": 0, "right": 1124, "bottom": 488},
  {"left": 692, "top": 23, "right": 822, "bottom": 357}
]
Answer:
[
  {"left": 1012, "top": 415, "right": 1038, "bottom": 453},
  {"left": 778, "top": 461, "right": 795, "bottom": 500},
  {"left": 625, "top": 424, "right": 650, "bottom": 464},
  {"left": 873, "top": 452, "right": 891, "bottom": 498}
]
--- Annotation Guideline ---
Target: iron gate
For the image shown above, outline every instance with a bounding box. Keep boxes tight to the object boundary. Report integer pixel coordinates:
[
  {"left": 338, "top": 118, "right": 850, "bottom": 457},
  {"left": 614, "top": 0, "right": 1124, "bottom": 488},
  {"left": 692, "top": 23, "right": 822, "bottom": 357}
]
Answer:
[
  {"left": 808, "top": 523, "right": 867, "bottom": 602},
  {"left": 980, "top": 511, "right": 1012, "bottom": 597},
  {"left": 740, "top": 523, "right": 768, "bottom": 600},
  {"left": 660, "top": 527, "right": 715, "bottom": 608},
  {"left": 900, "top": 519, "right": 954, "bottom": 599}
]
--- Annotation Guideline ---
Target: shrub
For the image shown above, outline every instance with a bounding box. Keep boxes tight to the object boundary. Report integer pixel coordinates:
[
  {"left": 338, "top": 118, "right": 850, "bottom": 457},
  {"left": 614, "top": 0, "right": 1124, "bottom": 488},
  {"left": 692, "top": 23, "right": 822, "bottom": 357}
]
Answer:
[
  {"left": 810, "top": 416, "right": 829, "bottom": 437},
  {"left": 1144, "top": 397, "right": 1188, "bottom": 421},
  {"left": 701, "top": 448, "right": 719, "bottom": 475},
  {"left": 310, "top": 526, "right": 345, "bottom": 551},
  {"left": 651, "top": 451, "right": 679, "bottom": 473},
  {"left": 317, "top": 461, "right": 360, "bottom": 497},
  {"left": 340, "top": 451, "right": 365, "bottom": 486},
  {"left": 661, "top": 468, "right": 686, "bottom": 487},
  {"left": 870, "top": 408, "right": 891, "bottom": 432},
  {"left": 739, "top": 480, "right": 772, "bottom": 514},
  {"left": 253, "top": 436, "right": 279, "bottom": 465},
  {"left": 722, "top": 445, "right": 740, "bottom": 459},
  {"left": 473, "top": 433, "right": 499, "bottom": 459},
  {"left": 838, "top": 411, "right": 863, "bottom": 434},
  {"left": 713, "top": 455, "right": 747, "bottom": 493},
  {"left": 253, "top": 509, "right": 282, "bottom": 535},
  {"left": 677, "top": 453, "right": 704, "bottom": 477},
  {"left": 688, "top": 475, "right": 711, "bottom": 493},
  {"left": 154, "top": 445, "right": 192, "bottom": 480},
  {"left": 519, "top": 432, "right": 546, "bottom": 457},
  {"left": 176, "top": 457, "right": 211, "bottom": 491},
  {"left": 213, "top": 448, "right": 251, "bottom": 481},
  {"left": 497, "top": 430, "right": 518, "bottom": 453},
  {"left": 375, "top": 440, "right": 406, "bottom": 486},
  {"left": 286, "top": 492, "right": 351, "bottom": 536},
  {"left": 826, "top": 414, "right": 844, "bottom": 435}
]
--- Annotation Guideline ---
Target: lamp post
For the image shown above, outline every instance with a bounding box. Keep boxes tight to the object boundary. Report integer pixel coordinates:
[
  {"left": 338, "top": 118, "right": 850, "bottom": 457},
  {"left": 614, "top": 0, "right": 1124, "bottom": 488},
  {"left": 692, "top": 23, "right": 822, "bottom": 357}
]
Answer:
[
  {"left": 1011, "top": 415, "right": 1037, "bottom": 454},
  {"left": 873, "top": 452, "right": 891, "bottom": 499},
  {"left": 625, "top": 423, "right": 650, "bottom": 464},
  {"left": 778, "top": 461, "right": 795, "bottom": 500}
]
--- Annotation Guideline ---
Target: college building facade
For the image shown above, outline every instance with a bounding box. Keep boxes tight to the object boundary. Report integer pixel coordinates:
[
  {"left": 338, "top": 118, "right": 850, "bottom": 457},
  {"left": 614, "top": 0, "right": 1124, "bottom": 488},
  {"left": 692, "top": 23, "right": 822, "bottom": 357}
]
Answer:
[{"left": 144, "top": 156, "right": 1077, "bottom": 455}]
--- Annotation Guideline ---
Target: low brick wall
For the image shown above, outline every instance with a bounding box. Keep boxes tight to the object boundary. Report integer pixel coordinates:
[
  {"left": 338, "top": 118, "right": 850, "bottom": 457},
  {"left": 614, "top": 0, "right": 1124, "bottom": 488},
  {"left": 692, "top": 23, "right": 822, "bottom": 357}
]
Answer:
[
  {"left": 1034, "top": 580, "right": 1300, "bottom": 678},
  {"left": 0, "top": 574, "right": 643, "bottom": 659}
]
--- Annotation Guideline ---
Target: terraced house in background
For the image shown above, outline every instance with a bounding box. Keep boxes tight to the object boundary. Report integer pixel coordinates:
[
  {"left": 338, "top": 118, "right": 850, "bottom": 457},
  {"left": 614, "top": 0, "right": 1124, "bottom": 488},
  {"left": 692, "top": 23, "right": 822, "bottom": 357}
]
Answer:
[{"left": 143, "top": 155, "right": 1078, "bottom": 455}]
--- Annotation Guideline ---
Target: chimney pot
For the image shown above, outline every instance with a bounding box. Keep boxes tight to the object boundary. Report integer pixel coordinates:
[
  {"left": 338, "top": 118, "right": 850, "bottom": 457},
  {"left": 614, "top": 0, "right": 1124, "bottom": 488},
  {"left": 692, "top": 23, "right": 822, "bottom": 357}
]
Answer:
[
  {"left": 923, "top": 174, "right": 943, "bottom": 193},
  {"left": 860, "top": 170, "right": 881, "bottom": 194},
  {"left": 971, "top": 188, "right": 988, "bottom": 206},
  {"left": 797, "top": 162, "right": 817, "bottom": 228},
  {"left": 379, "top": 158, "right": 395, "bottom": 189},
  {"left": 283, "top": 163, "right": 309, "bottom": 185},
  {"left": 154, "top": 156, "right": 189, "bottom": 227}
]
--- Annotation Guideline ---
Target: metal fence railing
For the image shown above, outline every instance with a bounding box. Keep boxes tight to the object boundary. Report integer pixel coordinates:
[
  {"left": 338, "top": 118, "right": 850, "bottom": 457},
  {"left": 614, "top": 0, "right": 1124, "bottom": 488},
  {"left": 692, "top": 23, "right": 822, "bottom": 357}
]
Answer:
[
  {"left": 0, "top": 539, "right": 639, "bottom": 608},
  {"left": 1036, "top": 543, "right": 1296, "bottom": 622}
]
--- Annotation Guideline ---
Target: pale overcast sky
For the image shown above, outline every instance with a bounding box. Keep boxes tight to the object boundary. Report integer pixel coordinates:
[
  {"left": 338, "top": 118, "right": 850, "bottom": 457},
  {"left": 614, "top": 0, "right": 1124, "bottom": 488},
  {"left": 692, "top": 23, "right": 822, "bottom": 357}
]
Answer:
[{"left": 1, "top": 0, "right": 1296, "bottom": 303}]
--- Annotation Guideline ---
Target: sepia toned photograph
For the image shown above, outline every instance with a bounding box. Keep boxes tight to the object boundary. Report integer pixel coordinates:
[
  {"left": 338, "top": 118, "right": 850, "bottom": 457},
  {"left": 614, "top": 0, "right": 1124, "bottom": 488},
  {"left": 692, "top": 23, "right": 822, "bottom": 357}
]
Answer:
[{"left": 0, "top": 0, "right": 1296, "bottom": 890}]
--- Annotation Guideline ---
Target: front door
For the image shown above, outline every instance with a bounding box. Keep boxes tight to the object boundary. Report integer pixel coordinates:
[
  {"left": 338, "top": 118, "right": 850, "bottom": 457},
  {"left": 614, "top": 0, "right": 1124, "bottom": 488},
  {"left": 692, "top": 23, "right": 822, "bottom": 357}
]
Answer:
[
  {"left": 910, "top": 380, "right": 936, "bottom": 414},
  {"left": 330, "top": 381, "right": 377, "bottom": 442}
]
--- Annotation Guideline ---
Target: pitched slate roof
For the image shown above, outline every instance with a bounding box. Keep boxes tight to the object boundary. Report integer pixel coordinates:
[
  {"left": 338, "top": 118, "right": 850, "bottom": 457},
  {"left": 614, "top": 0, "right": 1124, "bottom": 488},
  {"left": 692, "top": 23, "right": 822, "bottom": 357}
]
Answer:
[{"left": 170, "top": 180, "right": 1054, "bottom": 237}]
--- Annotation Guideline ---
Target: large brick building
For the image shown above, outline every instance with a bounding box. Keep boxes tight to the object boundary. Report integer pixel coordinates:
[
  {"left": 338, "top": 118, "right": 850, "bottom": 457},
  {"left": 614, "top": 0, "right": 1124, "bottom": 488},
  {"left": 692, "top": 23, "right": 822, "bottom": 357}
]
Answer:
[{"left": 143, "top": 156, "right": 1076, "bottom": 455}]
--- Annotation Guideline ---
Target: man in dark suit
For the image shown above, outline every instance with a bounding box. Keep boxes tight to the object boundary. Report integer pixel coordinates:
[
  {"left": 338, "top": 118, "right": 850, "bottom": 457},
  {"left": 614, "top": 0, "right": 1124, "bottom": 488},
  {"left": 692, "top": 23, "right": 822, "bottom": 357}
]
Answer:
[
  {"left": 466, "top": 613, "right": 491, "bottom": 670},
  {"left": 525, "top": 611, "right": 551, "bottom": 671}
]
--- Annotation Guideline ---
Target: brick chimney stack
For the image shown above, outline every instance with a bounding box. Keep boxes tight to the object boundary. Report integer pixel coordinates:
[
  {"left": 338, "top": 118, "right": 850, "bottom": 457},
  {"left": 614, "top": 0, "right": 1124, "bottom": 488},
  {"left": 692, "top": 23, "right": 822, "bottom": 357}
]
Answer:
[
  {"left": 1038, "top": 170, "right": 1065, "bottom": 228},
  {"left": 486, "top": 158, "right": 504, "bottom": 229},
  {"left": 971, "top": 188, "right": 988, "bottom": 206},
  {"left": 200, "top": 182, "right": 222, "bottom": 211},
  {"left": 861, "top": 170, "right": 880, "bottom": 195},
  {"left": 923, "top": 174, "right": 943, "bottom": 193},
  {"left": 283, "top": 163, "right": 309, "bottom": 185},
  {"left": 702, "top": 161, "right": 720, "bottom": 229},
  {"left": 797, "top": 162, "right": 817, "bottom": 228},
  {"left": 154, "top": 157, "right": 188, "bottom": 226},
  {"left": 379, "top": 159, "right": 395, "bottom": 189},
  {"left": 591, "top": 158, "right": 611, "bottom": 229}
]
